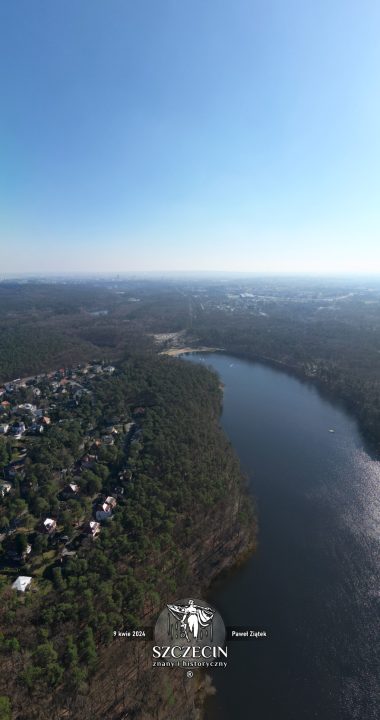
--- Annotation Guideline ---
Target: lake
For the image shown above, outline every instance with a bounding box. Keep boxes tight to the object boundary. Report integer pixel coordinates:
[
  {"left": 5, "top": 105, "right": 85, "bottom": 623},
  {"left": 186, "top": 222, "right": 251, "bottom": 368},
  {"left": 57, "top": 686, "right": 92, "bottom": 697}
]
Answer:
[{"left": 186, "top": 354, "right": 379, "bottom": 720}]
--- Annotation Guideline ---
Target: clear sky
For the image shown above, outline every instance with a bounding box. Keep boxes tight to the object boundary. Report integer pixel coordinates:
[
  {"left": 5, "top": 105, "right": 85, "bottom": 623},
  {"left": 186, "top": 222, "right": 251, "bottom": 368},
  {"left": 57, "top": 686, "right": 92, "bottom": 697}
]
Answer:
[{"left": 1, "top": 1, "right": 379, "bottom": 274}]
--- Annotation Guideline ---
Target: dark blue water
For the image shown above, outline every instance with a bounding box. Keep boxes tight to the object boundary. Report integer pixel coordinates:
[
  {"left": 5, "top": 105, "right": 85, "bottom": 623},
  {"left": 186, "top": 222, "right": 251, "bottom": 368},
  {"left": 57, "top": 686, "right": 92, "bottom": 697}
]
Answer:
[{"left": 186, "top": 354, "right": 380, "bottom": 720}]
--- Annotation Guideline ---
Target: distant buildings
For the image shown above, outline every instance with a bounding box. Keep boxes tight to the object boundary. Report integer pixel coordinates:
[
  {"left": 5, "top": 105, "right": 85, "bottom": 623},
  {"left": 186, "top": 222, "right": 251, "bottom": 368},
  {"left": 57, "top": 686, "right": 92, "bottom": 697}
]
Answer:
[
  {"left": 0, "top": 358, "right": 134, "bottom": 591},
  {"left": 14, "top": 403, "right": 37, "bottom": 415}
]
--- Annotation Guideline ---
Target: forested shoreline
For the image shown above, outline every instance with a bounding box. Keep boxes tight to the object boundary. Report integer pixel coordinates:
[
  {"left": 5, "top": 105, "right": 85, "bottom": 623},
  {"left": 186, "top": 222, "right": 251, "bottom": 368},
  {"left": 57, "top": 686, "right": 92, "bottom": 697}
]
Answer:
[
  {"left": 0, "top": 354, "right": 255, "bottom": 719},
  {"left": 2, "top": 278, "right": 380, "bottom": 473},
  {"left": 3, "top": 281, "right": 380, "bottom": 463},
  {"left": 2, "top": 278, "right": 380, "bottom": 717},
  {"left": 193, "top": 313, "right": 380, "bottom": 456}
]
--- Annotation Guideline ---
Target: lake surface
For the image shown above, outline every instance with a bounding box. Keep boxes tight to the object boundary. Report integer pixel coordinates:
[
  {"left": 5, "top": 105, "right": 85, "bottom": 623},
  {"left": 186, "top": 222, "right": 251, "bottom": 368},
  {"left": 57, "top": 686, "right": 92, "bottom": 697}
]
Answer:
[{"left": 186, "top": 354, "right": 379, "bottom": 720}]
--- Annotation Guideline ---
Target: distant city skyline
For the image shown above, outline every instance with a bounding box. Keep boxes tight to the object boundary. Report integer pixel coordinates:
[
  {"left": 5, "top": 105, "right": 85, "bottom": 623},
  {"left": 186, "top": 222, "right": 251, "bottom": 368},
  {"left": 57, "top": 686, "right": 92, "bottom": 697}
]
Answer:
[
  {"left": 2, "top": 270, "right": 380, "bottom": 280},
  {"left": 1, "top": 1, "right": 379, "bottom": 274}
]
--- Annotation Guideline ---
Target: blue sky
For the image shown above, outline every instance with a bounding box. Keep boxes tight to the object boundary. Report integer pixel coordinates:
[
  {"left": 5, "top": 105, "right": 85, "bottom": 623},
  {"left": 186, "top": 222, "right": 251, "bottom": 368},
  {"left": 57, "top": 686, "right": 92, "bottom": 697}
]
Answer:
[{"left": 1, "top": 1, "right": 379, "bottom": 274}]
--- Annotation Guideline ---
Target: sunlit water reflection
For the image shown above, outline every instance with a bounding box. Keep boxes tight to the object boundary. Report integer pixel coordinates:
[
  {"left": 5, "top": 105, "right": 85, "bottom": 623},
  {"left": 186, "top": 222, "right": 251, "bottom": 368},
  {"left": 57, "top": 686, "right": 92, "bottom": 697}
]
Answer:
[{"left": 186, "top": 354, "right": 380, "bottom": 720}]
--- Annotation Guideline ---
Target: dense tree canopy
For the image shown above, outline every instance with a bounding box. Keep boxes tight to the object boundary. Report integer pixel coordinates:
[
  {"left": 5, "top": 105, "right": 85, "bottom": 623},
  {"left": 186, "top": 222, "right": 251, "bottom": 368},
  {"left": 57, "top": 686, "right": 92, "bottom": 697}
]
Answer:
[{"left": 0, "top": 354, "right": 251, "bottom": 715}]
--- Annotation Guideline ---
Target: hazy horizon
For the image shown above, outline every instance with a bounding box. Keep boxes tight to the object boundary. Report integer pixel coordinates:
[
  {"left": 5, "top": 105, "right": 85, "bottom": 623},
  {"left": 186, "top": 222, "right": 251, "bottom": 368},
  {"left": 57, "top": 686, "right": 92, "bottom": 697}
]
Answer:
[
  {"left": 1, "top": 1, "right": 379, "bottom": 274},
  {"left": 2, "top": 270, "right": 380, "bottom": 282}
]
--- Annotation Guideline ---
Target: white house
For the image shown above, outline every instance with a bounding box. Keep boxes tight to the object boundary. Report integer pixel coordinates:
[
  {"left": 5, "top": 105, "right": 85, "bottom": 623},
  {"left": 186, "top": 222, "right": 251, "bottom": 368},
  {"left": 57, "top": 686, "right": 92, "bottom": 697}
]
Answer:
[
  {"left": 69, "top": 482, "right": 79, "bottom": 493},
  {"left": 87, "top": 520, "right": 101, "bottom": 537},
  {"left": 15, "top": 403, "right": 37, "bottom": 415},
  {"left": 12, "top": 576, "right": 32, "bottom": 592},
  {"left": 43, "top": 518, "right": 57, "bottom": 533},
  {"left": 0, "top": 481, "right": 12, "bottom": 497}
]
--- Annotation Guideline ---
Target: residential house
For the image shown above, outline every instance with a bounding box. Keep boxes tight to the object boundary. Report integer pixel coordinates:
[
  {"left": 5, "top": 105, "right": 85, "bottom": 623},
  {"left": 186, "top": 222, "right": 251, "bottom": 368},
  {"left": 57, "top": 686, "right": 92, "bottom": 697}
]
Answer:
[
  {"left": 68, "top": 482, "right": 80, "bottom": 494},
  {"left": 11, "top": 422, "right": 26, "bottom": 439},
  {"left": 8, "top": 543, "right": 33, "bottom": 562},
  {"left": 79, "top": 453, "right": 97, "bottom": 470},
  {"left": 4, "top": 459, "right": 25, "bottom": 480},
  {"left": 12, "top": 576, "right": 32, "bottom": 592},
  {"left": 15, "top": 403, "right": 37, "bottom": 415},
  {"left": 124, "top": 422, "right": 135, "bottom": 434},
  {"left": 88, "top": 439, "right": 102, "bottom": 454},
  {"left": 105, "top": 496, "right": 117, "bottom": 509},
  {"left": 105, "top": 426, "right": 118, "bottom": 435},
  {"left": 42, "top": 518, "right": 57, "bottom": 534},
  {"left": 62, "top": 483, "right": 80, "bottom": 499},
  {"left": 0, "top": 481, "right": 12, "bottom": 497},
  {"left": 85, "top": 520, "right": 101, "bottom": 537},
  {"left": 23, "top": 543, "right": 32, "bottom": 560},
  {"left": 95, "top": 502, "right": 113, "bottom": 521},
  {"left": 30, "top": 423, "right": 44, "bottom": 434}
]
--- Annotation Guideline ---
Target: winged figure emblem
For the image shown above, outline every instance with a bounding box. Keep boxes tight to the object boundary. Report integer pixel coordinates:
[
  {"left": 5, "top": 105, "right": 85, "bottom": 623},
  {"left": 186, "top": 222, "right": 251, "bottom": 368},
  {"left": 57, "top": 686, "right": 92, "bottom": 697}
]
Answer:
[{"left": 167, "top": 599, "right": 215, "bottom": 641}]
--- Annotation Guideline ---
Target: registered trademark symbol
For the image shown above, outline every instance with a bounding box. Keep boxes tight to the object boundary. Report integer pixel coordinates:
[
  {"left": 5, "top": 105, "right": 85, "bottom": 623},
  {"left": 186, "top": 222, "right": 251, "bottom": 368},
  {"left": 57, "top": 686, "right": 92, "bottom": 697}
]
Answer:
[{"left": 186, "top": 671, "right": 193, "bottom": 678}]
